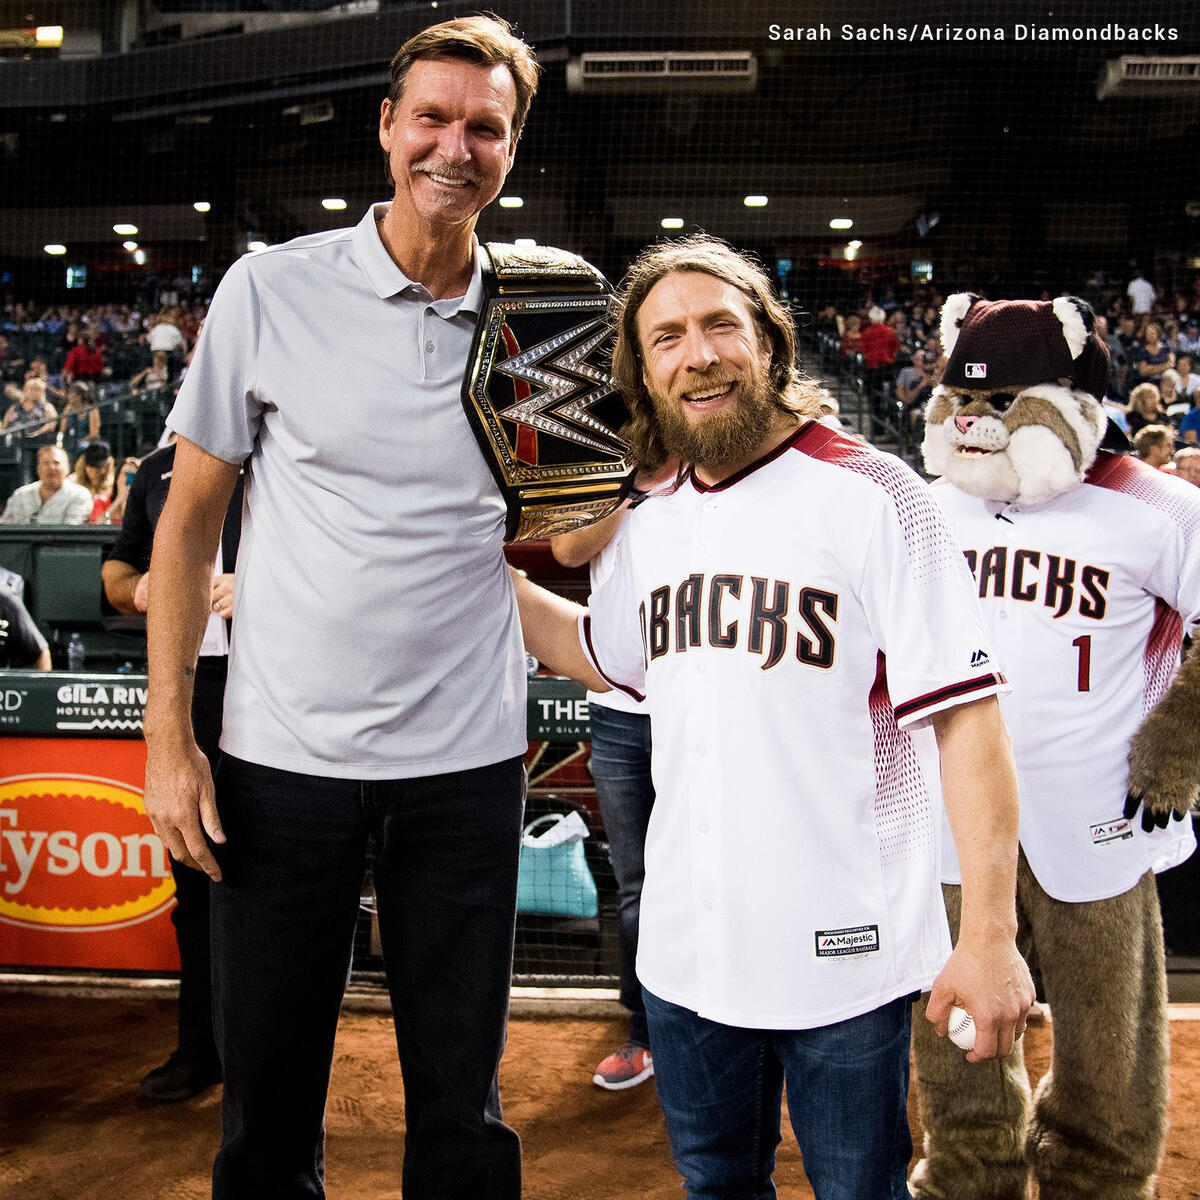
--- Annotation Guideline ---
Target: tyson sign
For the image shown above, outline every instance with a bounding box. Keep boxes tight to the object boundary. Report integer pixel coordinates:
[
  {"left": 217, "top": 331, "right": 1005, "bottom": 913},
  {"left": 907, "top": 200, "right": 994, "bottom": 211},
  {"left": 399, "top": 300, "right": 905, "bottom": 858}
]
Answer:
[{"left": 0, "top": 774, "right": 175, "bottom": 932}]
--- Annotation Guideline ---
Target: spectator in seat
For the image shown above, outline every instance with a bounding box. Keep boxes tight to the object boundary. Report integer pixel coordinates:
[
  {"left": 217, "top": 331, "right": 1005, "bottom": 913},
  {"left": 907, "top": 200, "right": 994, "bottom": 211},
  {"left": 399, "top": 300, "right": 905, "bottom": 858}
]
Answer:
[
  {"left": 861, "top": 306, "right": 900, "bottom": 372},
  {"left": 1176, "top": 353, "right": 1200, "bottom": 402},
  {"left": 897, "top": 349, "right": 938, "bottom": 418},
  {"left": 73, "top": 440, "right": 116, "bottom": 524},
  {"left": 0, "top": 585, "right": 50, "bottom": 669},
  {"left": 1126, "top": 381, "right": 1167, "bottom": 435},
  {"left": 1134, "top": 322, "right": 1175, "bottom": 386},
  {"left": 1132, "top": 424, "right": 1176, "bottom": 469},
  {"left": 0, "top": 444, "right": 92, "bottom": 525},
  {"left": 1178, "top": 318, "right": 1200, "bottom": 357},
  {"left": 62, "top": 329, "right": 105, "bottom": 385},
  {"left": 147, "top": 309, "right": 187, "bottom": 365},
  {"left": 1178, "top": 385, "right": 1200, "bottom": 446},
  {"left": 840, "top": 313, "right": 863, "bottom": 357},
  {"left": 2, "top": 376, "right": 57, "bottom": 433},
  {"left": 1174, "top": 447, "right": 1200, "bottom": 486},
  {"left": 58, "top": 381, "right": 101, "bottom": 451},
  {"left": 131, "top": 350, "right": 171, "bottom": 395},
  {"left": 105, "top": 456, "right": 141, "bottom": 526}
]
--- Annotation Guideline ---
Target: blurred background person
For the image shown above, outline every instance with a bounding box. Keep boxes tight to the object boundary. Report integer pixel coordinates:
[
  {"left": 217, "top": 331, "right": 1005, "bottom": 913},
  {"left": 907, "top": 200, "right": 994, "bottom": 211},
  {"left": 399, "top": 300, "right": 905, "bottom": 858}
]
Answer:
[
  {"left": 3, "top": 375, "right": 57, "bottom": 433},
  {"left": 1126, "top": 381, "right": 1167, "bottom": 435},
  {"left": 1, "top": 445, "right": 92, "bottom": 525},
  {"left": 72, "top": 440, "right": 115, "bottom": 524},
  {"left": 58, "top": 380, "right": 101, "bottom": 454},
  {"left": 1132, "top": 424, "right": 1176, "bottom": 470}
]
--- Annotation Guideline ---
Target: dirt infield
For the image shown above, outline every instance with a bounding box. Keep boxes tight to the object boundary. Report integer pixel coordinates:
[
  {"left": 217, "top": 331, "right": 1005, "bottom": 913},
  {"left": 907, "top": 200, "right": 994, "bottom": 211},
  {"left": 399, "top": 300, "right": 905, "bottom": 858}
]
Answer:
[{"left": 2, "top": 991, "right": 1199, "bottom": 1199}]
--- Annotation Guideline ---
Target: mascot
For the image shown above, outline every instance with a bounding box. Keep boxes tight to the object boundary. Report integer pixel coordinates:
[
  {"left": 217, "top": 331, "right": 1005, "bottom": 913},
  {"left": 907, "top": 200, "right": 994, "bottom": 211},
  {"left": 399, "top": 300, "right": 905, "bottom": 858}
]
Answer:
[{"left": 910, "top": 294, "right": 1200, "bottom": 1200}]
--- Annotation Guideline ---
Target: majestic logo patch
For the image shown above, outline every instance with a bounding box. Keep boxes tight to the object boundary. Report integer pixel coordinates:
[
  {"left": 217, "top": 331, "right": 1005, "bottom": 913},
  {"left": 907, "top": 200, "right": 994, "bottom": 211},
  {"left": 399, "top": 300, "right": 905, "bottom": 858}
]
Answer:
[
  {"left": 1090, "top": 818, "right": 1134, "bottom": 846},
  {"left": 815, "top": 924, "right": 880, "bottom": 957},
  {"left": 970, "top": 648, "right": 991, "bottom": 668},
  {"left": 965, "top": 362, "right": 987, "bottom": 379}
]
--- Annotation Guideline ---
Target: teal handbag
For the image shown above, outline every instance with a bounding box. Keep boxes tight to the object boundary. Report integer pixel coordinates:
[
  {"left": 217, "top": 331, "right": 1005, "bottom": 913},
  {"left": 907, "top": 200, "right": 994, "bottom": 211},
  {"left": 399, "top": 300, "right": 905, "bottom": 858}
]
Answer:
[{"left": 517, "top": 811, "right": 599, "bottom": 919}]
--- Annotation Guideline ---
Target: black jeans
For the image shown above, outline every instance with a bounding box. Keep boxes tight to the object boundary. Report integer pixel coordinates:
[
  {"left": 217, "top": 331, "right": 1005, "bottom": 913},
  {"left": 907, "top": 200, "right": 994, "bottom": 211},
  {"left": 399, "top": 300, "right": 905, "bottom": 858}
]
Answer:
[{"left": 209, "top": 753, "right": 526, "bottom": 1200}]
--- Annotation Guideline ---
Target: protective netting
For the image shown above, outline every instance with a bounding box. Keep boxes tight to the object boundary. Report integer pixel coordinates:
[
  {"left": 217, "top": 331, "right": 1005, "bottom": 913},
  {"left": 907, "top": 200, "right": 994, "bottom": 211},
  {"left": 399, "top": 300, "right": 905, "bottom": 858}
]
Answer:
[{"left": 3, "top": 0, "right": 1199, "bottom": 982}]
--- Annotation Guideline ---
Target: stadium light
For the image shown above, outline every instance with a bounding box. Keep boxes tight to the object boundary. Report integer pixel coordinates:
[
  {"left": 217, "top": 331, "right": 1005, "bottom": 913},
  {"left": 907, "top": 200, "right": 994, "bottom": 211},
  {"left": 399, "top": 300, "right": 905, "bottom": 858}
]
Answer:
[
  {"left": 113, "top": 223, "right": 138, "bottom": 236},
  {"left": 321, "top": 198, "right": 347, "bottom": 211},
  {"left": 743, "top": 195, "right": 768, "bottom": 207},
  {"left": 499, "top": 196, "right": 524, "bottom": 208},
  {"left": 829, "top": 218, "right": 854, "bottom": 230},
  {"left": 193, "top": 201, "right": 211, "bottom": 213},
  {"left": 44, "top": 244, "right": 66, "bottom": 255},
  {"left": 661, "top": 217, "right": 685, "bottom": 229},
  {"left": 122, "top": 241, "right": 138, "bottom": 252}
]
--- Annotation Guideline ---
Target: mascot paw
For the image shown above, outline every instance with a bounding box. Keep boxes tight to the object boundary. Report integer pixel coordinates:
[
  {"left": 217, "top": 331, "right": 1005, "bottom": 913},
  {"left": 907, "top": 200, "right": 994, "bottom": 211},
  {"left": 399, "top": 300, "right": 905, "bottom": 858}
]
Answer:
[
  {"left": 1124, "top": 648, "right": 1200, "bottom": 831},
  {"left": 1122, "top": 790, "right": 1191, "bottom": 833}
]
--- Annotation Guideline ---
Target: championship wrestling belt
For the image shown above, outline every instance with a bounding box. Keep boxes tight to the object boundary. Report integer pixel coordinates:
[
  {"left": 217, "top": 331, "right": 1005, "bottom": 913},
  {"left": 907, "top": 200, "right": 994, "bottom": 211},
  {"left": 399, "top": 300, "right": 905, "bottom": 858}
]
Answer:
[{"left": 462, "top": 242, "right": 633, "bottom": 541}]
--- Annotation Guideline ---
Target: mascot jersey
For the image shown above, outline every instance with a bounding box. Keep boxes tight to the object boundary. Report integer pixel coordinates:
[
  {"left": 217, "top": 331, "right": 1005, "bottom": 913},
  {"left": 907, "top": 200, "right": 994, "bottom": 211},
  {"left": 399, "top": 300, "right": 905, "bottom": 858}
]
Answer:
[
  {"left": 933, "top": 451, "right": 1200, "bottom": 902},
  {"left": 581, "top": 421, "right": 1006, "bottom": 1029}
]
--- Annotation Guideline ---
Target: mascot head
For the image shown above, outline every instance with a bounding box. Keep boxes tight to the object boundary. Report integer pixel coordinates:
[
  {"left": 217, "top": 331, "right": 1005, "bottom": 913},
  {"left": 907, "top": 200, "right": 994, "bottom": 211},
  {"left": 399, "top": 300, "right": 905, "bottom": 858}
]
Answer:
[{"left": 922, "top": 294, "right": 1112, "bottom": 506}]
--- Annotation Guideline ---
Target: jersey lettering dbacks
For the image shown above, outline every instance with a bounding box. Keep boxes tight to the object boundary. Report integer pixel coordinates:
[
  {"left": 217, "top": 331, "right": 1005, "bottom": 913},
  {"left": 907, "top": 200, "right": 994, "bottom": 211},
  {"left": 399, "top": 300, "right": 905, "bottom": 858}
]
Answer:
[
  {"left": 583, "top": 422, "right": 1005, "bottom": 1029},
  {"left": 932, "top": 452, "right": 1200, "bottom": 902}
]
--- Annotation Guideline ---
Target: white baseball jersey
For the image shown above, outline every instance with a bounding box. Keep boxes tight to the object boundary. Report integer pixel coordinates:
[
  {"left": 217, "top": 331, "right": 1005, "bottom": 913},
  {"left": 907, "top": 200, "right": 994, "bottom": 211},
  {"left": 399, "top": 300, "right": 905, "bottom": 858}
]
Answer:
[
  {"left": 933, "top": 452, "right": 1200, "bottom": 902},
  {"left": 582, "top": 422, "right": 1007, "bottom": 1029}
]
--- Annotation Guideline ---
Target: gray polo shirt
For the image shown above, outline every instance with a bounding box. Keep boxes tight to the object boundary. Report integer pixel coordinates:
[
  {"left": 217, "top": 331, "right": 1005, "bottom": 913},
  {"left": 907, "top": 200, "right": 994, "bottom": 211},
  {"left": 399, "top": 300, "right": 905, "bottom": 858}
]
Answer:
[{"left": 168, "top": 204, "right": 526, "bottom": 779}]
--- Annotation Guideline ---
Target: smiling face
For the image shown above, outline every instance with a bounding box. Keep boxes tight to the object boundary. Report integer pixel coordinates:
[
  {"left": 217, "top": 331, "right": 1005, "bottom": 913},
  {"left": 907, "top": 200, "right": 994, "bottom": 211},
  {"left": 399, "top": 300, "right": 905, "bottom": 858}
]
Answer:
[
  {"left": 379, "top": 56, "right": 517, "bottom": 236},
  {"left": 635, "top": 271, "right": 784, "bottom": 479}
]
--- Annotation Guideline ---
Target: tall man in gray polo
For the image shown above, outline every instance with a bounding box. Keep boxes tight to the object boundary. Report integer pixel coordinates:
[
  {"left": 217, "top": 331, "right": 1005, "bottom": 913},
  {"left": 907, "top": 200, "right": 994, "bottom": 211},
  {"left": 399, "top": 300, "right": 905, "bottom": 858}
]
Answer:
[{"left": 143, "top": 17, "right": 539, "bottom": 1198}]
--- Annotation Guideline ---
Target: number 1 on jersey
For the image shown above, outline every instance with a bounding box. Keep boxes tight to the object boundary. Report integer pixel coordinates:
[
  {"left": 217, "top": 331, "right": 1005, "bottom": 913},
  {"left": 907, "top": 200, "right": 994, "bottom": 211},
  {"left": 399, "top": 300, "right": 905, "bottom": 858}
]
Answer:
[{"left": 1072, "top": 634, "right": 1091, "bottom": 692}]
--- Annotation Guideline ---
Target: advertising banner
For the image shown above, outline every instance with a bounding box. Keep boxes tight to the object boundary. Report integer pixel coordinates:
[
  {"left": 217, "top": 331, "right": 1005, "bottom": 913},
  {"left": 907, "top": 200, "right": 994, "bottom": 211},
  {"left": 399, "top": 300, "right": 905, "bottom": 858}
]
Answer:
[{"left": 0, "top": 735, "right": 179, "bottom": 971}]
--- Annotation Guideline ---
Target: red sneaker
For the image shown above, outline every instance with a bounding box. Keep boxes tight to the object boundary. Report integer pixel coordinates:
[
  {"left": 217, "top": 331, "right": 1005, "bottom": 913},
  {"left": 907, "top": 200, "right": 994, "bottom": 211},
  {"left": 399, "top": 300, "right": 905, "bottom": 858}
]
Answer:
[{"left": 592, "top": 1043, "right": 654, "bottom": 1090}]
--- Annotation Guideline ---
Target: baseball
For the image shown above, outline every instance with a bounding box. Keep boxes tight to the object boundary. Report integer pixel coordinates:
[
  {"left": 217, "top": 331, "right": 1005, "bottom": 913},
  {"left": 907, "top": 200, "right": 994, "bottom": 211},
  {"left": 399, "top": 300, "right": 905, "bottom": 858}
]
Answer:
[{"left": 947, "top": 1004, "right": 976, "bottom": 1052}]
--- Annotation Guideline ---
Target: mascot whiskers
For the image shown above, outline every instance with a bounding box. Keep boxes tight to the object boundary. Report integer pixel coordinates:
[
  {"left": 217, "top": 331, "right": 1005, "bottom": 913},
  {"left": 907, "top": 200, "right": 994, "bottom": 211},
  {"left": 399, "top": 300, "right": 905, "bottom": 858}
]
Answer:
[{"left": 910, "top": 294, "right": 1200, "bottom": 1200}]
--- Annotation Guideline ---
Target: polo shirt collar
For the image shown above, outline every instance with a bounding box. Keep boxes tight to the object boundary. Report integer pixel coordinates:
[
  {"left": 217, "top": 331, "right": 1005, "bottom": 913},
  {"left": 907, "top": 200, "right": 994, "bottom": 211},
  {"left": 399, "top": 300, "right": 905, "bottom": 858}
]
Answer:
[{"left": 353, "top": 202, "right": 483, "bottom": 317}]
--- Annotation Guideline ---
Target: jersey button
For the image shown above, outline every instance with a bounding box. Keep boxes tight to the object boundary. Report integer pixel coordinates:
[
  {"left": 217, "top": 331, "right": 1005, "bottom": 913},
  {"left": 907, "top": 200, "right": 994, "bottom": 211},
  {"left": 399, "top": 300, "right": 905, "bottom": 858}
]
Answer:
[
  {"left": 425, "top": 340, "right": 435, "bottom": 353},
  {"left": 699, "top": 821, "right": 710, "bottom": 834},
  {"left": 702, "top": 899, "right": 713, "bottom": 912}
]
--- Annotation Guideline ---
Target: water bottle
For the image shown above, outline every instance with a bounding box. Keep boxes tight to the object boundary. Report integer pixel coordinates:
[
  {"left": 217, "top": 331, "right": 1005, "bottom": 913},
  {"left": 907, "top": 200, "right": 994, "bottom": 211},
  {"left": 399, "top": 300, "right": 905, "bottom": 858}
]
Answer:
[{"left": 67, "top": 632, "right": 86, "bottom": 672}]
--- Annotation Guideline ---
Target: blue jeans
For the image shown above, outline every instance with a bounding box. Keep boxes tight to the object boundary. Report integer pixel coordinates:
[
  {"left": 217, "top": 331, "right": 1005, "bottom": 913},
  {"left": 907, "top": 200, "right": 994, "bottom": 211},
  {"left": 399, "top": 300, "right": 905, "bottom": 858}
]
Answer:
[
  {"left": 209, "top": 754, "right": 526, "bottom": 1200},
  {"left": 644, "top": 988, "right": 914, "bottom": 1200},
  {"left": 587, "top": 704, "right": 655, "bottom": 1048}
]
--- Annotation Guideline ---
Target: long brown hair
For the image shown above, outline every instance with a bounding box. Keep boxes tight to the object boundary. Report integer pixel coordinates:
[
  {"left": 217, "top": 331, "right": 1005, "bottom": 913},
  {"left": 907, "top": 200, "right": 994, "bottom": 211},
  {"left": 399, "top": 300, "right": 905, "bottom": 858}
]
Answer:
[{"left": 612, "top": 235, "right": 821, "bottom": 471}]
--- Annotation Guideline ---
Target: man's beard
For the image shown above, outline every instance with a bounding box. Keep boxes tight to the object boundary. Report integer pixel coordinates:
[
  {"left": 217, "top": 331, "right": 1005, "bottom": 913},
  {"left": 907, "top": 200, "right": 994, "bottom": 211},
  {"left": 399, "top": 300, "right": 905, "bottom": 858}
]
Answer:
[{"left": 650, "top": 369, "right": 779, "bottom": 472}]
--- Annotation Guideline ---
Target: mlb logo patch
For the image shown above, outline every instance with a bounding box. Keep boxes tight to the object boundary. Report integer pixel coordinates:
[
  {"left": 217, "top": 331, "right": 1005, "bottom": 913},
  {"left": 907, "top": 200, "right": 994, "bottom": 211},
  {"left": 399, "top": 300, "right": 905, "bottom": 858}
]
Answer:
[
  {"left": 965, "top": 362, "right": 987, "bottom": 379},
  {"left": 1090, "top": 818, "right": 1134, "bottom": 846}
]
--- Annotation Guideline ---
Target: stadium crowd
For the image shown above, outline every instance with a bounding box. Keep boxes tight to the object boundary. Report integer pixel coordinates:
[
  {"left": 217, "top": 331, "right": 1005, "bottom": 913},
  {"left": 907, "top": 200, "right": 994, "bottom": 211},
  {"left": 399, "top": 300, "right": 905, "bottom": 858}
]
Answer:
[{"left": 806, "top": 268, "right": 1200, "bottom": 457}]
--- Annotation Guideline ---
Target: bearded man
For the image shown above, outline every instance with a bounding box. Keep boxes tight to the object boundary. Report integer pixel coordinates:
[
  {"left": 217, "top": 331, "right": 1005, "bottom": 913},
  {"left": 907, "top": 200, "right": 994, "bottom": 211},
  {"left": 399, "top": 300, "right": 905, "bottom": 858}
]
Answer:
[{"left": 510, "top": 235, "right": 1033, "bottom": 1200}]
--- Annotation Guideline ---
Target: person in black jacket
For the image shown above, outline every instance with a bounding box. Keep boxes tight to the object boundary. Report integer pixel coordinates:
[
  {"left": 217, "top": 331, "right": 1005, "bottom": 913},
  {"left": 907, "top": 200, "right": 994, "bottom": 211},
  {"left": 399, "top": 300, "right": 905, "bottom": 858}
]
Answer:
[{"left": 102, "top": 441, "right": 241, "bottom": 1101}]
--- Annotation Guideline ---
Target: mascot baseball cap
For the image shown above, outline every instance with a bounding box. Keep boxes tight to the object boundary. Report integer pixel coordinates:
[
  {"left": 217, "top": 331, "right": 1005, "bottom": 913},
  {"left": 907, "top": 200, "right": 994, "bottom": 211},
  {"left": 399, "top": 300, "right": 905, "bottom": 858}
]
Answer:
[{"left": 941, "top": 295, "right": 1110, "bottom": 402}]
